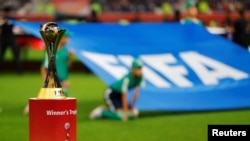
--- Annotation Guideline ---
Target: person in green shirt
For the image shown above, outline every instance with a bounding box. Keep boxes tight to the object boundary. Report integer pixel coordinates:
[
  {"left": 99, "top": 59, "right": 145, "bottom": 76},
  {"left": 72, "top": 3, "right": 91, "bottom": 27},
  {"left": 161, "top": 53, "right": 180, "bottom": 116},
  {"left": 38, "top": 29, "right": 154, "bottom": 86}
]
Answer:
[
  {"left": 180, "top": 0, "right": 203, "bottom": 25},
  {"left": 89, "top": 59, "right": 144, "bottom": 121},
  {"left": 40, "top": 31, "right": 73, "bottom": 96}
]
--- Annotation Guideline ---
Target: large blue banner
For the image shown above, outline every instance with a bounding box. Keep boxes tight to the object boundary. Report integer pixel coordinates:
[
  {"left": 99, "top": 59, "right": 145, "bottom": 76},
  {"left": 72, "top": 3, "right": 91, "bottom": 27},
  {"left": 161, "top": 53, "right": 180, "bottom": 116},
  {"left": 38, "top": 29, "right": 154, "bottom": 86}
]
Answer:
[{"left": 13, "top": 20, "right": 250, "bottom": 111}]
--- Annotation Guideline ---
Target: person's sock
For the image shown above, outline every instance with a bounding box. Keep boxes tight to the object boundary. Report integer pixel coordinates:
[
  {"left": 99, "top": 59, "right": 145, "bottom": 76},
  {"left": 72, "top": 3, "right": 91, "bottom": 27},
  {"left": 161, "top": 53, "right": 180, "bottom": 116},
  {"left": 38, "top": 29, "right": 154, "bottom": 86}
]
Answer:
[
  {"left": 63, "top": 88, "right": 69, "bottom": 97},
  {"left": 128, "top": 112, "right": 135, "bottom": 120},
  {"left": 101, "top": 109, "right": 123, "bottom": 120},
  {"left": 101, "top": 110, "right": 135, "bottom": 120}
]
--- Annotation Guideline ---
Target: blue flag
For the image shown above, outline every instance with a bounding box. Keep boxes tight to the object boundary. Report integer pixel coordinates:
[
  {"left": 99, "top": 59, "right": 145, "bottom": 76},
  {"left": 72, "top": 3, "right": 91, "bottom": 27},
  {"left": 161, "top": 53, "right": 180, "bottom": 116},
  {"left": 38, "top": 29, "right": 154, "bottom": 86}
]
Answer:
[{"left": 13, "top": 20, "right": 250, "bottom": 111}]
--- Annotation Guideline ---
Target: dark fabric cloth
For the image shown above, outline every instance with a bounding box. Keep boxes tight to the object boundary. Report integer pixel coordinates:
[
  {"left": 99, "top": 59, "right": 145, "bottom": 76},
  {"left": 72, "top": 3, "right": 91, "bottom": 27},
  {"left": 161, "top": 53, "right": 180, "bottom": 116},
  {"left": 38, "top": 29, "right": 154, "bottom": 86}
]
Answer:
[
  {"left": 232, "top": 18, "right": 250, "bottom": 49},
  {"left": 0, "top": 18, "right": 21, "bottom": 73},
  {"left": 103, "top": 87, "right": 133, "bottom": 111},
  {"left": 104, "top": 88, "right": 123, "bottom": 110},
  {"left": 1, "top": 20, "right": 16, "bottom": 42}
]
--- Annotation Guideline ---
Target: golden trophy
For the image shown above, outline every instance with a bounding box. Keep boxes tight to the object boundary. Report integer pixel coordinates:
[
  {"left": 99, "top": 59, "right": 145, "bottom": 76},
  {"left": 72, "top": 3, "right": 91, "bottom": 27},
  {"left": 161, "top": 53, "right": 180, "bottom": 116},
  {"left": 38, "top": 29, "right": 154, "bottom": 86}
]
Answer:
[{"left": 37, "top": 22, "right": 66, "bottom": 99}]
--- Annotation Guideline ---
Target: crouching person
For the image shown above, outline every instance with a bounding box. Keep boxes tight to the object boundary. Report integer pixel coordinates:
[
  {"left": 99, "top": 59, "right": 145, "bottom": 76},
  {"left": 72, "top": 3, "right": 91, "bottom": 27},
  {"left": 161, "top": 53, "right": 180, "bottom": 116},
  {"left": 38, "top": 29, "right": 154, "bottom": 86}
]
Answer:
[{"left": 89, "top": 59, "right": 144, "bottom": 121}]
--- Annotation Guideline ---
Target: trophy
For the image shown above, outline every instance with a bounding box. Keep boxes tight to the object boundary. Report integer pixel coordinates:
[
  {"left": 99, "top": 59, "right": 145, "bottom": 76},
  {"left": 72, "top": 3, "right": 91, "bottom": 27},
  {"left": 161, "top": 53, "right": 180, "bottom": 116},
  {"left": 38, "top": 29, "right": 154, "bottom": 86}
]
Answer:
[{"left": 37, "top": 22, "right": 66, "bottom": 99}]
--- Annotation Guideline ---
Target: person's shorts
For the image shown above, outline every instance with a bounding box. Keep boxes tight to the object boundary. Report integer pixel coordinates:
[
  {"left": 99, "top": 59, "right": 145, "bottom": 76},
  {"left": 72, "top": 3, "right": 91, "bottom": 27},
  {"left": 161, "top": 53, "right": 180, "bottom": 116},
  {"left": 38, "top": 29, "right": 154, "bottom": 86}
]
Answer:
[{"left": 103, "top": 88, "right": 123, "bottom": 111}]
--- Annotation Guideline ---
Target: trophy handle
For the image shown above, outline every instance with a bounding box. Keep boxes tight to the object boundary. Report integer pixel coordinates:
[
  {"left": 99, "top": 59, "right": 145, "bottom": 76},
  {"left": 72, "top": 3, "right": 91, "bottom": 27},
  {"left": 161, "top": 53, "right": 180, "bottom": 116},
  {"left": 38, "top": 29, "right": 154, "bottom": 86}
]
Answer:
[{"left": 54, "top": 29, "right": 66, "bottom": 54}]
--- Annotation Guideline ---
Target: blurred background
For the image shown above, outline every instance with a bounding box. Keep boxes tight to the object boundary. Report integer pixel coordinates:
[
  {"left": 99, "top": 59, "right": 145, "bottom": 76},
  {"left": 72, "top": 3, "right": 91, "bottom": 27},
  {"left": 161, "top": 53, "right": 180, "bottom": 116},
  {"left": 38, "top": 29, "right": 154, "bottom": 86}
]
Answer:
[
  {"left": 1, "top": 0, "right": 250, "bottom": 23},
  {"left": 1, "top": 0, "right": 250, "bottom": 73}
]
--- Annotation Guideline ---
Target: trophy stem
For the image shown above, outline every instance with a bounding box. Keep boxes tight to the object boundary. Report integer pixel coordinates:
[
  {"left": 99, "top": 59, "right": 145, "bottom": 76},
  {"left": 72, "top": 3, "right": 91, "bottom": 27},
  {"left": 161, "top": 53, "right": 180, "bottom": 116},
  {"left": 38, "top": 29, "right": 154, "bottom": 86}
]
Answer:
[{"left": 48, "top": 72, "right": 55, "bottom": 87}]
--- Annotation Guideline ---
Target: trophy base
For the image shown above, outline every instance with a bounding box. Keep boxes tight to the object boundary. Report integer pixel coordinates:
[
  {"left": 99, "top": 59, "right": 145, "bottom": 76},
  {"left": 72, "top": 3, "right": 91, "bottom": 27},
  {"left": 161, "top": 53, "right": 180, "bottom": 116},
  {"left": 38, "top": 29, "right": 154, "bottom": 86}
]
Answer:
[
  {"left": 29, "top": 98, "right": 76, "bottom": 141},
  {"left": 37, "top": 88, "right": 66, "bottom": 99}
]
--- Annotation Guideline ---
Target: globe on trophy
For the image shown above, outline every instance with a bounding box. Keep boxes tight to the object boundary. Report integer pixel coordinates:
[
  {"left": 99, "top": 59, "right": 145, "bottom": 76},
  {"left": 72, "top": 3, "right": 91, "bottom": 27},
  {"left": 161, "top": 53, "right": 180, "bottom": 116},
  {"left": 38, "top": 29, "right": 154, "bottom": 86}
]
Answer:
[{"left": 37, "top": 22, "right": 66, "bottom": 99}]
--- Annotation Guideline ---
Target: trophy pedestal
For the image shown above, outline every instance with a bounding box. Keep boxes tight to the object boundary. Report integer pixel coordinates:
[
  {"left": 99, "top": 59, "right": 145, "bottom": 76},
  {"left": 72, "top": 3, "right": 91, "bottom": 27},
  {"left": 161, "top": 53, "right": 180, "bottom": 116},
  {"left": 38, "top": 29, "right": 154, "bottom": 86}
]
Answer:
[{"left": 29, "top": 98, "right": 77, "bottom": 141}]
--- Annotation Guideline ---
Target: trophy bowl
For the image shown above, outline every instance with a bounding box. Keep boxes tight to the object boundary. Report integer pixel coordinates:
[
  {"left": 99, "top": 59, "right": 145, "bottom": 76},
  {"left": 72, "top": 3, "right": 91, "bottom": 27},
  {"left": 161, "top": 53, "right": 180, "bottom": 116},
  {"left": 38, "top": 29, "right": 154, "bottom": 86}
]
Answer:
[{"left": 41, "top": 22, "right": 60, "bottom": 42}]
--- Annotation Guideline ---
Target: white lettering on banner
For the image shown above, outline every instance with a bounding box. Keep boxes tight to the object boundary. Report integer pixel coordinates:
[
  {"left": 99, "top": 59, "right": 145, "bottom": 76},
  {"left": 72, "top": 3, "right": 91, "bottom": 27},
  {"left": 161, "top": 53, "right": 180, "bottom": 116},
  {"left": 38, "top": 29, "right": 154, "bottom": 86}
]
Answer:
[
  {"left": 180, "top": 51, "right": 249, "bottom": 85},
  {"left": 118, "top": 55, "right": 171, "bottom": 88},
  {"left": 81, "top": 51, "right": 249, "bottom": 88},
  {"left": 82, "top": 51, "right": 128, "bottom": 79},
  {"left": 141, "top": 54, "right": 193, "bottom": 87}
]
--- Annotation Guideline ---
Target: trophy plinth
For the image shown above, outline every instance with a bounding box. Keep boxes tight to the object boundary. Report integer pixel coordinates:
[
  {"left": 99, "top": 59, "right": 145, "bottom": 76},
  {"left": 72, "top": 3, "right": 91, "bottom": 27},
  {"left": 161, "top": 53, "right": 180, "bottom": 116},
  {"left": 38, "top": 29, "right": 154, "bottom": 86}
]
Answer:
[{"left": 37, "top": 22, "right": 66, "bottom": 99}]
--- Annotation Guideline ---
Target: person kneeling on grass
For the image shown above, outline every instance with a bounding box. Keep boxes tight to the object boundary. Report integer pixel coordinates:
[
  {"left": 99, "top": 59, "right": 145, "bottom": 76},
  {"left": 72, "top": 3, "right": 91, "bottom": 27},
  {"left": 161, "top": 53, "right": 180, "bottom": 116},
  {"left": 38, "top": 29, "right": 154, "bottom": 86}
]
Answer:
[{"left": 89, "top": 59, "right": 144, "bottom": 121}]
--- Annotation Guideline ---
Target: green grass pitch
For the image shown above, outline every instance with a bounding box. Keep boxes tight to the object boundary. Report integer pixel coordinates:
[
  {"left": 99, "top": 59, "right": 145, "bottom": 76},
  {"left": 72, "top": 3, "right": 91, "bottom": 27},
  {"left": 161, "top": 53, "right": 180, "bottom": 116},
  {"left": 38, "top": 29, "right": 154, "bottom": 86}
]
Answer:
[{"left": 0, "top": 72, "right": 250, "bottom": 141}]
